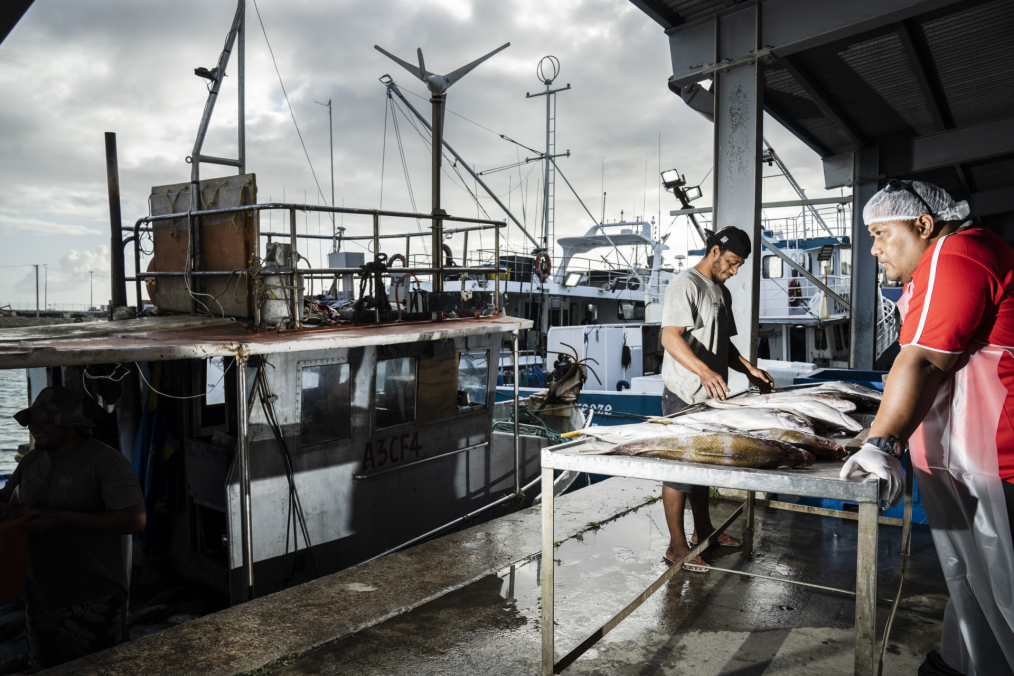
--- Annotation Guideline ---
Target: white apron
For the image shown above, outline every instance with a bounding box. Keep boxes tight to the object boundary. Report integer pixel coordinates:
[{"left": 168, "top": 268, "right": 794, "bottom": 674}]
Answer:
[{"left": 909, "top": 341, "right": 1014, "bottom": 674}]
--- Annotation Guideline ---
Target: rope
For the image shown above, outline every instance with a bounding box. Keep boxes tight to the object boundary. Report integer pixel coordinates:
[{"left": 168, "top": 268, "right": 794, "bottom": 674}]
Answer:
[
  {"left": 163, "top": 187, "right": 189, "bottom": 238},
  {"left": 492, "top": 405, "right": 565, "bottom": 445}
]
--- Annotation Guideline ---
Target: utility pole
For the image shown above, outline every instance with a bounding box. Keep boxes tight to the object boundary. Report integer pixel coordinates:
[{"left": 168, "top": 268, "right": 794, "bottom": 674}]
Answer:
[
  {"left": 90, "top": 271, "right": 94, "bottom": 309},
  {"left": 33, "top": 264, "right": 39, "bottom": 317},
  {"left": 313, "top": 97, "right": 335, "bottom": 230},
  {"left": 43, "top": 264, "right": 47, "bottom": 310}
]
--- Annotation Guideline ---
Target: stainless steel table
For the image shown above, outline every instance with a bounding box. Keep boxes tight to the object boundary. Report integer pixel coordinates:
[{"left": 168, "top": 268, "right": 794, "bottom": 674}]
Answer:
[{"left": 540, "top": 438, "right": 913, "bottom": 676}]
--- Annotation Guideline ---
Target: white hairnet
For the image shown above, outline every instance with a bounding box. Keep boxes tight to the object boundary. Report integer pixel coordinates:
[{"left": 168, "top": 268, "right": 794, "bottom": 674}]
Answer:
[{"left": 862, "top": 180, "right": 970, "bottom": 225}]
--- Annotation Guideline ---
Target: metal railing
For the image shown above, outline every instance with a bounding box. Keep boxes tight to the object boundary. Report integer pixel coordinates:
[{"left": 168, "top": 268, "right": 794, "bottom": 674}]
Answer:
[
  {"left": 759, "top": 275, "right": 851, "bottom": 319},
  {"left": 122, "top": 203, "right": 507, "bottom": 326},
  {"left": 876, "top": 292, "right": 900, "bottom": 359}
]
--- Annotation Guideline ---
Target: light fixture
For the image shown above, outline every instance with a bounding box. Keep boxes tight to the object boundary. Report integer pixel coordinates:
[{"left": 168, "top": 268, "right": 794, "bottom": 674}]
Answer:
[
  {"left": 683, "top": 185, "right": 703, "bottom": 202},
  {"left": 379, "top": 74, "right": 393, "bottom": 85},
  {"left": 194, "top": 67, "right": 219, "bottom": 82},
  {"left": 660, "top": 168, "right": 685, "bottom": 192},
  {"left": 563, "top": 272, "right": 583, "bottom": 287}
]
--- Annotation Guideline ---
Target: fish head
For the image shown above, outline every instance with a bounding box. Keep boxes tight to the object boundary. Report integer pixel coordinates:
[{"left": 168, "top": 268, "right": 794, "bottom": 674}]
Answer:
[{"left": 776, "top": 412, "right": 813, "bottom": 433}]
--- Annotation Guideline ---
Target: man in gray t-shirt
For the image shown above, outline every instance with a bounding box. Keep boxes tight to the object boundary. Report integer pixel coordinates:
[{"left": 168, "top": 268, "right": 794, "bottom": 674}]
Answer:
[
  {"left": 0, "top": 386, "right": 145, "bottom": 670},
  {"left": 660, "top": 227, "right": 773, "bottom": 572}
]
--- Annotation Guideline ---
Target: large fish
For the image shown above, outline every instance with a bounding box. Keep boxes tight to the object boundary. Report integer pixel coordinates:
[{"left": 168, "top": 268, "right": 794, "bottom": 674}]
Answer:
[
  {"left": 607, "top": 434, "right": 814, "bottom": 469},
  {"left": 675, "top": 408, "right": 815, "bottom": 434},
  {"left": 722, "top": 392, "right": 857, "bottom": 413},
  {"left": 790, "top": 382, "right": 882, "bottom": 406},
  {"left": 749, "top": 428, "right": 847, "bottom": 459},
  {"left": 705, "top": 398, "right": 863, "bottom": 432}
]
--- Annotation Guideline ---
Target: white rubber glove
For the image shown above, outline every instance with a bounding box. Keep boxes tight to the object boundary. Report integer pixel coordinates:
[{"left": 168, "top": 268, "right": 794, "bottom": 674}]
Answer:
[{"left": 839, "top": 443, "right": 905, "bottom": 509}]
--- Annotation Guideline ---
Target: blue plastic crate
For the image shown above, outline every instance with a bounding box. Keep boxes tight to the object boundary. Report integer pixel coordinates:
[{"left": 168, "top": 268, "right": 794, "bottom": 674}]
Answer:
[{"left": 793, "top": 367, "right": 887, "bottom": 392}]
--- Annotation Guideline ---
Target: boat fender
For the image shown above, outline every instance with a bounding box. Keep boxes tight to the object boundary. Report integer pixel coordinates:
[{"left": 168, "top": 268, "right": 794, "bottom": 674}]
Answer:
[
  {"left": 616, "top": 380, "right": 630, "bottom": 391},
  {"left": 388, "top": 253, "right": 407, "bottom": 267},
  {"left": 534, "top": 250, "right": 552, "bottom": 282}
]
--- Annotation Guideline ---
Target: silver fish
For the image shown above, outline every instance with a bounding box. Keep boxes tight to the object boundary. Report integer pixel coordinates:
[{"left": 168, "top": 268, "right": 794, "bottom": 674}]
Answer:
[
  {"left": 705, "top": 398, "right": 862, "bottom": 432},
  {"left": 723, "top": 392, "right": 857, "bottom": 413},
  {"left": 791, "top": 381, "right": 882, "bottom": 405},
  {"left": 675, "top": 408, "right": 814, "bottom": 434}
]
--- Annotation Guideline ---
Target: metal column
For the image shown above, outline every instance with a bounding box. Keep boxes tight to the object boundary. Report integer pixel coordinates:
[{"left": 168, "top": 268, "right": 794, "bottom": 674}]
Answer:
[
  {"left": 104, "top": 132, "right": 128, "bottom": 310},
  {"left": 431, "top": 95, "right": 444, "bottom": 293},
  {"left": 855, "top": 501, "right": 879, "bottom": 675},
  {"left": 513, "top": 330, "right": 521, "bottom": 496},
  {"left": 289, "top": 207, "right": 300, "bottom": 328},
  {"left": 850, "top": 148, "right": 880, "bottom": 369},
  {"left": 540, "top": 466, "right": 555, "bottom": 676},
  {"left": 237, "top": 0, "right": 245, "bottom": 174},
  {"left": 712, "top": 7, "right": 764, "bottom": 391},
  {"left": 237, "top": 351, "right": 254, "bottom": 601}
]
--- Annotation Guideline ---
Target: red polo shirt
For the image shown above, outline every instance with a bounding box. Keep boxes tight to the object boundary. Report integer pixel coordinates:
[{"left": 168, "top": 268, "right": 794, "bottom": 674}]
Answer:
[{"left": 898, "top": 225, "right": 1014, "bottom": 480}]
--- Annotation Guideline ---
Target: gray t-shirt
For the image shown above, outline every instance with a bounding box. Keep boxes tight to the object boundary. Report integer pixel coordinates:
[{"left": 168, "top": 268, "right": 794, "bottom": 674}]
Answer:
[
  {"left": 4, "top": 439, "right": 143, "bottom": 609},
  {"left": 661, "top": 268, "right": 737, "bottom": 403}
]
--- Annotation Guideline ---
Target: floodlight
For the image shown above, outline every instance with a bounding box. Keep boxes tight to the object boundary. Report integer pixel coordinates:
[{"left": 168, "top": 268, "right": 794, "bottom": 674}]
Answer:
[
  {"left": 683, "top": 186, "right": 703, "bottom": 202},
  {"left": 563, "top": 272, "right": 583, "bottom": 287},
  {"left": 194, "top": 67, "right": 218, "bottom": 82},
  {"left": 661, "top": 168, "right": 685, "bottom": 192},
  {"left": 379, "top": 74, "right": 393, "bottom": 85}
]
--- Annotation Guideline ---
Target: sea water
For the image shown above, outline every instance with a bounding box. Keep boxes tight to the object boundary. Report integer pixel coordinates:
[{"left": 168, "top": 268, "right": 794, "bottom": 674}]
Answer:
[{"left": 0, "top": 369, "right": 27, "bottom": 474}]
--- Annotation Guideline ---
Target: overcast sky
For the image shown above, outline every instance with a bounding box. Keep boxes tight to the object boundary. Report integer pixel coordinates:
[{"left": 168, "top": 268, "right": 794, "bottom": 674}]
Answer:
[{"left": 0, "top": 0, "right": 845, "bottom": 309}]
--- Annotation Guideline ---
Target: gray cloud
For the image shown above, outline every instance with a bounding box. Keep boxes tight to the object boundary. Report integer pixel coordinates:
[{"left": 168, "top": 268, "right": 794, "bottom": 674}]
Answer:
[{"left": 0, "top": 0, "right": 839, "bottom": 307}]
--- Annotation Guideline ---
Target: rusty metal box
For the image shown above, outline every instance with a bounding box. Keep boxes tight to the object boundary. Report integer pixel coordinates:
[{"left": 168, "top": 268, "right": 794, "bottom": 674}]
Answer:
[{"left": 149, "top": 173, "right": 259, "bottom": 317}]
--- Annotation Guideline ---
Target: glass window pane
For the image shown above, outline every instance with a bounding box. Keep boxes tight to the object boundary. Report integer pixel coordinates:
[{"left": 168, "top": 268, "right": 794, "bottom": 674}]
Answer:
[
  {"left": 206, "top": 357, "right": 226, "bottom": 405},
  {"left": 376, "top": 357, "right": 417, "bottom": 428},
  {"left": 762, "top": 256, "right": 783, "bottom": 279},
  {"left": 458, "top": 351, "right": 488, "bottom": 409},
  {"left": 300, "top": 363, "right": 351, "bottom": 447}
]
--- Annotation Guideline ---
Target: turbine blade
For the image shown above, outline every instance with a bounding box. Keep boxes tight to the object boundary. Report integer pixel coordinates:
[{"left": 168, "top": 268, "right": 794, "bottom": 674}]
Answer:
[
  {"left": 417, "top": 48, "right": 427, "bottom": 78},
  {"left": 374, "top": 45, "right": 425, "bottom": 81},
  {"left": 444, "top": 42, "right": 510, "bottom": 87}
]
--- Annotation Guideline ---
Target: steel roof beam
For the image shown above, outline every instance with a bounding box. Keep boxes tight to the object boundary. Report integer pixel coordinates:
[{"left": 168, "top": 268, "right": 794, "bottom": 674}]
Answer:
[
  {"left": 663, "top": 0, "right": 964, "bottom": 90},
  {"left": 894, "top": 20, "right": 947, "bottom": 132},
  {"left": 763, "top": 96, "right": 834, "bottom": 157},
  {"left": 879, "top": 116, "right": 1014, "bottom": 176},
  {"left": 628, "top": 0, "right": 680, "bottom": 30},
  {"left": 780, "top": 55, "right": 869, "bottom": 149}
]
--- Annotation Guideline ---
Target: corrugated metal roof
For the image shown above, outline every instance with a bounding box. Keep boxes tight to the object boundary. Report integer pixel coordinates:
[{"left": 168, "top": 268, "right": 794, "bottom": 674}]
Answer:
[
  {"left": 762, "top": 66, "right": 856, "bottom": 156},
  {"left": 665, "top": 0, "right": 729, "bottom": 24},
  {"left": 919, "top": 0, "right": 1014, "bottom": 129}
]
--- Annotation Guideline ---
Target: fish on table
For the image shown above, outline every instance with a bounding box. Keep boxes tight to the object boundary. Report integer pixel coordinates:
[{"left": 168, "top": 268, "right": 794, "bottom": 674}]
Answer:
[
  {"left": 704, "top": 397, "right": 863, "bottom": 433},
  {"left": 750, "top": 428, "right": 847, "bottom": 459},
  {"left": 606, "top": 434, "right": 815, "bottom": 469},
  {"left": 721, "top": 392, "right": 857, "bottom": 413},
  {"left": 674, "top": 408, "right": 815, "bottom": 434},
  {"left": 787, "top": 381, "right": 883, "bottom": 407}
]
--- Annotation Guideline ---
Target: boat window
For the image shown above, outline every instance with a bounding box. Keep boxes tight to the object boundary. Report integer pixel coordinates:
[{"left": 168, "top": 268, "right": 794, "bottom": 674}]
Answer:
[
  {"left": 375, "top": 357, "right": 417, "bottom": 429},
  {"left": 762, "top": 256, "right": 783, "bottom": 279},
  {"left": 458, "top": 350, "right": 489, "bottom": 410},
  {"left": 840, "top": 246, "right": 852, "bottom": 276},
  {"left": 816, "top": 327, "right": 829, "bottom": 351},
  {"left": 300, "top": 363, "right": 352, "bottom": 447},
  {"left": 618, "top": 301, "right": 646, "bottom": 321}
]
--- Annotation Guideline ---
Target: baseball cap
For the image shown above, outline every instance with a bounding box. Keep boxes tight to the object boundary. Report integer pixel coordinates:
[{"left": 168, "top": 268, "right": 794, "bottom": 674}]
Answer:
[
  {"left": 708, "top": 227, "right": 752, "bottom": 259},
  {"left": 14, "top": 386, "right": 95, "bottom": 428}
]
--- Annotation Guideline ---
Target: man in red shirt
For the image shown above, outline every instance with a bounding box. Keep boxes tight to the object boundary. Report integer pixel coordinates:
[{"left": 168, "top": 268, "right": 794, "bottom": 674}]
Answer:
[{"left": 841, "top": 180, "right": 1014, "bottom": 675}]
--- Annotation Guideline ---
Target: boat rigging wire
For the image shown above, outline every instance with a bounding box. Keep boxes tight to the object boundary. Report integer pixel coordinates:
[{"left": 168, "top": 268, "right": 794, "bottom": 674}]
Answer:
[
  {"left": 379, "top": 92, "right": 389, "bottom": 209},
  {"left": 388, "top": 92, "right": 428, "bottom": 255},
  {"left": 251, "top": 0, "right": 329, "bottom": 209}
]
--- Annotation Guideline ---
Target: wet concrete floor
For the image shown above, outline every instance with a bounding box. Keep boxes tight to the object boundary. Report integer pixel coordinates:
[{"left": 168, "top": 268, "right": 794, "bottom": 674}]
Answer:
[{"left": 275, "top": 495, "right": 948, "bottom": 675}]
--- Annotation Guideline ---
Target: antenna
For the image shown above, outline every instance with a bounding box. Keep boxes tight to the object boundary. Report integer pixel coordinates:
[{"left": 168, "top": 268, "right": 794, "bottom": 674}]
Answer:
[{"left": 374, "top": 42, "right": 509, "bottom": 292}]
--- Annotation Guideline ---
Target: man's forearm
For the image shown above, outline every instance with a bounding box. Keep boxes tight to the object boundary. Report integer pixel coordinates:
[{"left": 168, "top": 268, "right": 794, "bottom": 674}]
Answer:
[
  {"left": 662, "top": 329, "right": 712, "bottom": 377},
  {"left": 62, "top": 508, "right": 146, "bottom": 534},
  {"left": 726, "top": 344, "right": 752, "bottom": 375},
  {"left": 870, "top": 347, "right": 950, "bottom": 440}
]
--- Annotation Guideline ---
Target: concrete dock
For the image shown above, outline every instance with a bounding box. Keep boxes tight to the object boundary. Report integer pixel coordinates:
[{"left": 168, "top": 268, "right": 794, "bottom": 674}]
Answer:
[{"left": 43, "top": 478, "right": 947, "bottom": 675}]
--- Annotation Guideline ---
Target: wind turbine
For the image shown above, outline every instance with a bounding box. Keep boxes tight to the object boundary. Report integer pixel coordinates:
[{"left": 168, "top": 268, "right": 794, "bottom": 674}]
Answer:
[{"left": 375, "top": 42, "right": 509, "bottom": 289}]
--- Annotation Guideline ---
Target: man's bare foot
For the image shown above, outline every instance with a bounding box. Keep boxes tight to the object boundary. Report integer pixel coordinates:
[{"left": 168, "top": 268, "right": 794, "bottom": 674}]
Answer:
[
  {"left": 663, "top": 543, "right": 708, "bottom": 572},
  {"left": 664, "top": 542, "right": 691, "bottom": 563}
]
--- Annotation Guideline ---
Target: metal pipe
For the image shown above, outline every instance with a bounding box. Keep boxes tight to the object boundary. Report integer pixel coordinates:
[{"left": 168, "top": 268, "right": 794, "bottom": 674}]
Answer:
[
  {"left": 353, "top": 441, "right": 488, "bottom": 479},
  {"left": 289, "top": 207, "right": 300, "bottom": 328},
  {"left": 140, "top": 203, "right": 505, "bottom": 226},
  {"left": 513, "top": 329, "right": 520, "bottom": 496},
  {"left": 199, "top": 154, "right": 242, "bottom": 168},
  {"left": 129, "top": 265, "right": 507, "bottom": 279},
  {"left": 133, "top": 222, "right": 143, "bottom": 311},
  {"left": 373, "top": 212, "right": 381, "bottom": 323},
  {"left": 104, "top": 133, "right": 128, "bottom": 309},
  {"left": 237, "top": 0, "right": 245, "bottom": 175},
  {"left": 494, "top": 223, "right": 500, "bottom": 312},
  {"left": 387, "top": 83, "right": 540, "bottom": 248},
  {"left": 855, "top": 501, "right": 880, "bottom": 675},
  {"left": 236, "top": 351, "right": 254, "bottom": 600}
]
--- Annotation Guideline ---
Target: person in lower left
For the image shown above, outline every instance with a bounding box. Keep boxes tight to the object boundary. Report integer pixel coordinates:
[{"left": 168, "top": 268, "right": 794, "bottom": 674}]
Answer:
[{"left": 0, "top": 386, "right": 145, "bottom": 669}]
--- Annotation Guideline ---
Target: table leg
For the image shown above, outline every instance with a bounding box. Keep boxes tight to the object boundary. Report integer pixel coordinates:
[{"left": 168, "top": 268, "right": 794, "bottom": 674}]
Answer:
[
  {"left": 745, "top": 490, "right": 756, "bottom": 530},
  {"left": 542, "top": 467, "right": 555, "bottom": 676},
  {"left": 855, "top": 501, "right": 879, "bottom": 676}
]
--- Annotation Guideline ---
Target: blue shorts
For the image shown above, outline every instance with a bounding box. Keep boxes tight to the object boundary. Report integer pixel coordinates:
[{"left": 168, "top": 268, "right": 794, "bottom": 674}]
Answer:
[{"left": 661, "top": 387, "right": 696, "bottom": 494}]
